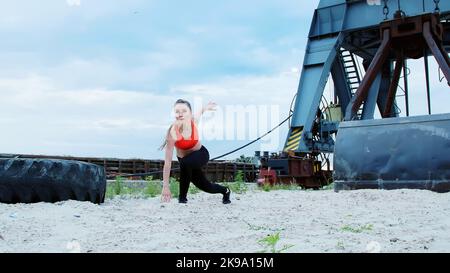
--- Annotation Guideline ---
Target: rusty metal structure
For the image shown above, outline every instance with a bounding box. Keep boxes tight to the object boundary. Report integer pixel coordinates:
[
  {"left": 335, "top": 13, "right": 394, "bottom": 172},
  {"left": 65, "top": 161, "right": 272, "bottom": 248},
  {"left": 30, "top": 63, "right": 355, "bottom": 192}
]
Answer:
[
  {"left": 261, "top": 0, "right": 450, "bottom": 192},
  {"left": 255, "top": 151, "right": 331, "bottom": 188}
]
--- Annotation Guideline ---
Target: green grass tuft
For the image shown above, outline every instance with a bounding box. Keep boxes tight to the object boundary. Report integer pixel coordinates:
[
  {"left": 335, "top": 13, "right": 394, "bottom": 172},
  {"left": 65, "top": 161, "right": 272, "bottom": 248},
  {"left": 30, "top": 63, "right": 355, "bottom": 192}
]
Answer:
[
  {"left": 257, "top": 232, "right": 294, "bottom": 253},
  {"left": 260, "top": 182, "right": 302, "bottom": 192},
  {"left": 340, "top": 224, "right": 374, "bottom": 233}
]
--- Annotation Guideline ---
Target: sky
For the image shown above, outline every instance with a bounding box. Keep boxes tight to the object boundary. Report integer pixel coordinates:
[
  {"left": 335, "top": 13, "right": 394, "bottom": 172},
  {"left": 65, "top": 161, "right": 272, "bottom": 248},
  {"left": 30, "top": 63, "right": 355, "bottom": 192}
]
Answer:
[{"left": 0, "top": 0, "right": 448, "bottom": 161}]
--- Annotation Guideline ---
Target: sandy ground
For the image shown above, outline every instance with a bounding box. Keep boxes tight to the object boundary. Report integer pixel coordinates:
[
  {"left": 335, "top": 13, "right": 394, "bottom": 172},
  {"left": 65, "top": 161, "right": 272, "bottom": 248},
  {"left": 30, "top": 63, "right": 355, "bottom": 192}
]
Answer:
[{"left": 0, "top": 187, "right": 449, "bottom": 253}]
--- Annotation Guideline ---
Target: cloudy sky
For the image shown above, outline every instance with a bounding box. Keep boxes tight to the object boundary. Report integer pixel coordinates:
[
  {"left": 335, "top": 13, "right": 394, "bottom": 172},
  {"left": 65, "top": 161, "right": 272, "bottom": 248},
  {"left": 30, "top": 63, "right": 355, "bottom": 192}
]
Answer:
[{"left": 0, "top": 0, "right": 448, "bottom": 160}]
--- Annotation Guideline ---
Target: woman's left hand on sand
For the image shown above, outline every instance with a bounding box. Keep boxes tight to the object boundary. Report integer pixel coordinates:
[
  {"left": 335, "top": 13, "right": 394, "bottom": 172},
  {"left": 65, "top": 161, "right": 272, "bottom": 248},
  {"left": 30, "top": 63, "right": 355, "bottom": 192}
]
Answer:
[{"left": 161, "top": 186, "right": 171, "bottom": 202}]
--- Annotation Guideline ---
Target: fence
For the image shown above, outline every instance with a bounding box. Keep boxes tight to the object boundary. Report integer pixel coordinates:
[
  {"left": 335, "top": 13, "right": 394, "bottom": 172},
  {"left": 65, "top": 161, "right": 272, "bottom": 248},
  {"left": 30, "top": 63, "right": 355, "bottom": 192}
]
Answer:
[{"left": 0, "top": 153, "right": 258, "bottom": 182}]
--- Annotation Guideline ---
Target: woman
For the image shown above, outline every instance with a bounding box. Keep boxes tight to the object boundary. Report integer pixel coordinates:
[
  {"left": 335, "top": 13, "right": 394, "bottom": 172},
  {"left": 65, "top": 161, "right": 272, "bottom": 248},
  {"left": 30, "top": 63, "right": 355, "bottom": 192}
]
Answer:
[{"left": 159, "top": 99, "right": 231, "bottom": 204}]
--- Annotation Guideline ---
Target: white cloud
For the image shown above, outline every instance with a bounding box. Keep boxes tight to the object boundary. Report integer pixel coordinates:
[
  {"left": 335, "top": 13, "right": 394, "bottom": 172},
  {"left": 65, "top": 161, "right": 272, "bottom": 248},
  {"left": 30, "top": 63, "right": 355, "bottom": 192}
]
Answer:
[
  {"left": 171, "top": 70, "right": 300, "bottom": 104},
  {"left": 0, "top": 67, "right": 300, "bottom": 159},
  {"left": 0, "top": 0, "right": 149, "bottom": 31},
  {"left": 0, "top": 74, "right": 177, "bottom": 157},
  {"left": 2, "top": 56, "right": 447, "bottom": 160},
  {"left": 66, "top": 0, "right": 81, "bottom": 7},
  {"left": 0, "top": 37, "right": 200, "bottom": 91}
]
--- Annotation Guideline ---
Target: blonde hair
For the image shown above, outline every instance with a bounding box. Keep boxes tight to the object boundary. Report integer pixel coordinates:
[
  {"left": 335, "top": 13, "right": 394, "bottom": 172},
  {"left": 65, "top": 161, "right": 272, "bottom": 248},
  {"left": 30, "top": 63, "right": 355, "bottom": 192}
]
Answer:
[{"left": 159, "top": 99, "right": 192, "bottom": 151}]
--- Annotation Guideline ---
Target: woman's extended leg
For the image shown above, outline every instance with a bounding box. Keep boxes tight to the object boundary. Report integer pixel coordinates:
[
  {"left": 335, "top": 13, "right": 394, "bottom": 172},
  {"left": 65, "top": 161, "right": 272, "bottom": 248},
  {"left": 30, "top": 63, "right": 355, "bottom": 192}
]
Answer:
[{"left": 191, "top": 167, "right": 227, "bottom": 194}]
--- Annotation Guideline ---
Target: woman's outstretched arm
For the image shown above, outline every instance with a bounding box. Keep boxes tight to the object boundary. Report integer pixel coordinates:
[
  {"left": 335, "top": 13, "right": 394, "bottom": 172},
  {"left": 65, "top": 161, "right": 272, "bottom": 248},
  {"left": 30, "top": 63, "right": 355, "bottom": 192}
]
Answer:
[
  {"left": 161, "top": 132, "right": 175, "bottom": 202},
  {"left": 193, "top": 101, "right": 217, "bottom": 122}
]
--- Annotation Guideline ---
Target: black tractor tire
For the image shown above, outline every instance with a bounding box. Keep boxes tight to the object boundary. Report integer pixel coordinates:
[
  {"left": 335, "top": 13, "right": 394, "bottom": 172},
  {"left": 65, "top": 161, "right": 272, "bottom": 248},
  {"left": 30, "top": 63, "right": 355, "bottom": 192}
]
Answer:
[{"left": 0, "top": 158, "right": 106, "bottom": 204}]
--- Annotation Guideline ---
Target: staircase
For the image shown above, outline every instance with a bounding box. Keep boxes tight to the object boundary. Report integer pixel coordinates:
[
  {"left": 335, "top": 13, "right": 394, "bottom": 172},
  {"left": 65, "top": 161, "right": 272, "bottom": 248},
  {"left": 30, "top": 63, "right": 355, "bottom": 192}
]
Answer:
[{"left": 339, "top": 48, "right": 363, "bottom": 119}]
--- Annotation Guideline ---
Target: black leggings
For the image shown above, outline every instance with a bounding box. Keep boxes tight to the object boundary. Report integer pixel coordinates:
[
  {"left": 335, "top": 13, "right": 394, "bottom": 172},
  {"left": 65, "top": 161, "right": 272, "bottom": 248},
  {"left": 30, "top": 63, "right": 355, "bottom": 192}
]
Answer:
[{"left": 177, "top": 145, "right": 227, "bottom": 200}]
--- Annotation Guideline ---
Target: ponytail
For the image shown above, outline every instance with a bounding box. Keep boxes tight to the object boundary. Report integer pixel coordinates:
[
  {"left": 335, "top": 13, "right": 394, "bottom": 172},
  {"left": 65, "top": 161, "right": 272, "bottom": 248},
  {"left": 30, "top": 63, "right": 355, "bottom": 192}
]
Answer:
[{"left": 159, "top": 124, "right": 173, "bottom": 151}]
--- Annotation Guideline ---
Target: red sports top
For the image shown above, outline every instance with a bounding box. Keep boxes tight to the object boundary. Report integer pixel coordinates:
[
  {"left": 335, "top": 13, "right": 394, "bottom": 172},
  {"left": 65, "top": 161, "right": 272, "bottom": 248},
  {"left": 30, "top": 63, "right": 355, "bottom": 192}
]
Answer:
[{"left": 174, "top": 119, "right": 199, "bottom": 150}]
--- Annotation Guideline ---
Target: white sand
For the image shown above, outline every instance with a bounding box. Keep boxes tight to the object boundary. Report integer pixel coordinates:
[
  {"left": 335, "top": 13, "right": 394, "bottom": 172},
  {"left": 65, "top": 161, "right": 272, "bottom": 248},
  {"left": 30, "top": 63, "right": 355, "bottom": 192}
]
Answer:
[{"left": 0, "top": 188, "right": 449, "bottom": 253}]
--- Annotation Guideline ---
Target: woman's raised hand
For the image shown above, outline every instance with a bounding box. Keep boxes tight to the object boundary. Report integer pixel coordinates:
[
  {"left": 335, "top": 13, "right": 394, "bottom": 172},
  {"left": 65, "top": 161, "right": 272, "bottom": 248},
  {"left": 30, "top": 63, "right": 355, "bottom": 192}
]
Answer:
[
  {"left": 205, "top": 101, "right": 217, "bottom": 112},
  {"left": 161, "top": 186, "right": 172, "bottom": 202}
]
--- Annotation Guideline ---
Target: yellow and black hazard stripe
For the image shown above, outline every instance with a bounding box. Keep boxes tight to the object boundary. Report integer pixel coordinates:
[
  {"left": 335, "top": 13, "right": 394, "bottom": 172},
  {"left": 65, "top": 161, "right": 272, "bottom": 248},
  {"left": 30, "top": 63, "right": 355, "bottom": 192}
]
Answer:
[
  {"left": 283, "top": 127, "right": 303, "bottom": 152},
  {"left": 313, "top": 161, "right": 321, "bottom": 174}
]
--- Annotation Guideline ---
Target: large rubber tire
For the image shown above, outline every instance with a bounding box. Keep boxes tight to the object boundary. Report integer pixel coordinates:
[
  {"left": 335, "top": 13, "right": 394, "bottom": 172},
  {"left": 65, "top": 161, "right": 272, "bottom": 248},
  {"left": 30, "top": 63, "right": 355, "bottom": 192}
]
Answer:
[{"left": 0, "top": 158, "right": 106, "bottom": 204}]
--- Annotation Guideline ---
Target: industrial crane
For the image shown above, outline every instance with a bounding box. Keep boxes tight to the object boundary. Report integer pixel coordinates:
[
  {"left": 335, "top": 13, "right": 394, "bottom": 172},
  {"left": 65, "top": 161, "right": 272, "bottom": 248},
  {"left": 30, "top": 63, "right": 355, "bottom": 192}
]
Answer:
[{"left": 257, "top": 0, "right": 450, "bottom": 192}]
